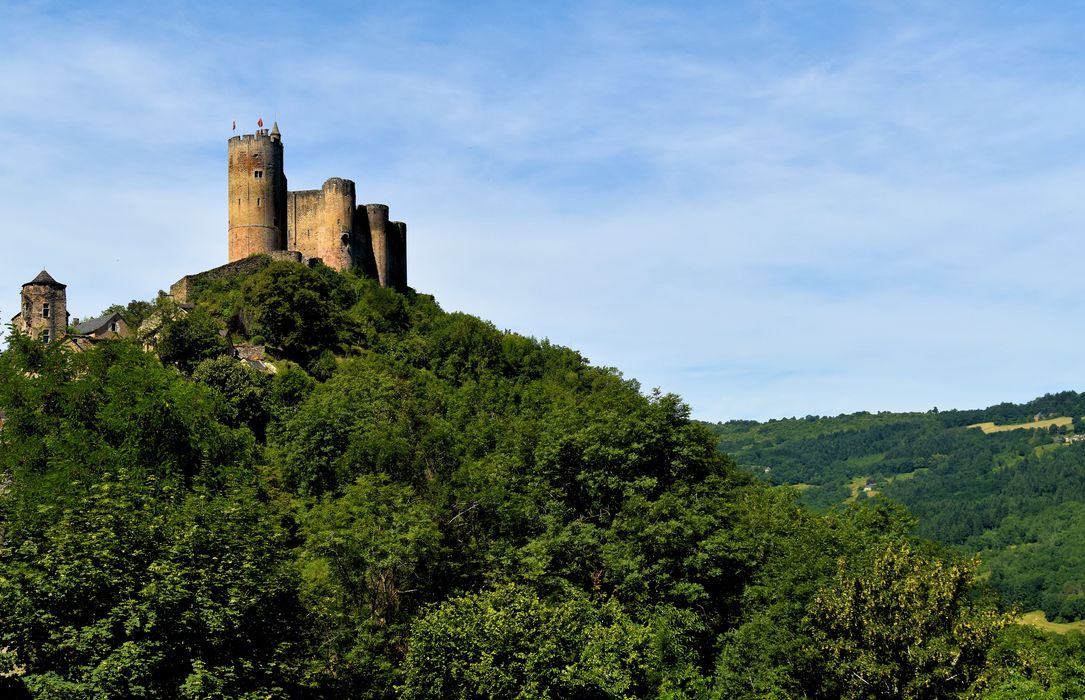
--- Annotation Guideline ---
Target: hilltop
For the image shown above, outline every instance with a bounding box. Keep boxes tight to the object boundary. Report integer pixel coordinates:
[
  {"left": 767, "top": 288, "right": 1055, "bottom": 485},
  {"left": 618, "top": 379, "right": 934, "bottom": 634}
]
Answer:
[{"left": 0, "top": 260, "right": 1083, "bottom": 698}]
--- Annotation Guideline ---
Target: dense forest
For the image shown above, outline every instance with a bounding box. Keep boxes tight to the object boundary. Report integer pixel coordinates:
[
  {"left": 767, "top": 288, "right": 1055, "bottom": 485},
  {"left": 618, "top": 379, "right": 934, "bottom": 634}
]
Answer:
[
  {"left": 708, "top": 398, "right": 1085, "bottom": 623},
  {"left": 1, "top": 258, "right": 1083, "bottom": 698}
]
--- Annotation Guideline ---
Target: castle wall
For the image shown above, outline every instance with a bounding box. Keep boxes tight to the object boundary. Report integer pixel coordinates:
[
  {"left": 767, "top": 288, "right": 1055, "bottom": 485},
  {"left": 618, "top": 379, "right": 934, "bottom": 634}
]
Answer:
[
  {"left": 286, "top": 178, "right": 355, "bottom": 271},
  {"left": 170, "top": 251, "right": 304, "bottom": 304},
  {"left": 228, "top": 130, "right": 287, "bottom": 262}
]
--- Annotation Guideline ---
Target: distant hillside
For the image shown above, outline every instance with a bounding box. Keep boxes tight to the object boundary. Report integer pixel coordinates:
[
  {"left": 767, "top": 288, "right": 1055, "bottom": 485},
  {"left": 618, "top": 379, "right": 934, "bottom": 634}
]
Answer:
[{"left": 706, "top": 394, "right": 1085, "bottom": 621}]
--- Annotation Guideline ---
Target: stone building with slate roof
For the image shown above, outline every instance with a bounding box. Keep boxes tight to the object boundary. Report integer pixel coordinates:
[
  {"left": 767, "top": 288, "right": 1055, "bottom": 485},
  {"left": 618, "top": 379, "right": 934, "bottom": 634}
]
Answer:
[
  {"left": 10, "top": 272, "right": 131, "bottom": 347},
  {"left": 10, "top": 270, "right": 68, "bottom": 344},
  {"left": 72, "top": 312, "right": 128, "bottom": 340}
]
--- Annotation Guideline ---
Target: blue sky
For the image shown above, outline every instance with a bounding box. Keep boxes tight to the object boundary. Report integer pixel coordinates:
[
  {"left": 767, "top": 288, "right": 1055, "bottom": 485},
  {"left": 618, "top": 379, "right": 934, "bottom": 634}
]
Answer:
[{"left": 3, "top": 0, "right": 1085, "bottom": 420}]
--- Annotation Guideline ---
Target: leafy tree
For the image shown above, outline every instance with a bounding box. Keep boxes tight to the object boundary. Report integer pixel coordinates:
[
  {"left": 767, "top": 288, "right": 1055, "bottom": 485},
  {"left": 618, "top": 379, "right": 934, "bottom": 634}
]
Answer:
[
  {"left": 399, "top": 584, "right": 704, "bottom": 699},
  {"left": 809, "top": 541, "right": 1009, "bottom": 699},
  {"left": 298, "top": 475, "right": 441, "bottom": 696},
  {"left": 1, "top": 262, "right": 1053, "bottom": 698},
  {"left": 156, "top": 304, "right": 230, "bottom": 373},
  {"left": 270, "top": 358, "right": 454, "bottom": 495},
  {"left": 242, "top": 261, "right": 352, "bottom": 365},
  {"left": 971, "top": 625, "right": 1085, "bottom": 698},
  {"left": 192, "top": 354, "right": 271, "bottom": 437},
  {"left": 100, "top": 299, "right": 156, "bottom": 331}
]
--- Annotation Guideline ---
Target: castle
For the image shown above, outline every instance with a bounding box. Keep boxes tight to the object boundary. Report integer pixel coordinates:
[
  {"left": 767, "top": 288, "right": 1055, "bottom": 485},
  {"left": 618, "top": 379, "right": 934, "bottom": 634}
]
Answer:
[
  {"left": 227, "top": 122, "right": 407, "bottom": 290},
  {"left": 13, "top": 123, "right": 408, "bottom": 345}
]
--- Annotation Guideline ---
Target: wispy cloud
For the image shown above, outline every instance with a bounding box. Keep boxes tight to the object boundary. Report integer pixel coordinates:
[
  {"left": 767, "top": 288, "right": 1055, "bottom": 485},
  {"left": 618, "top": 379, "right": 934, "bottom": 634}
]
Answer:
[{"left": 3, "top": 1, "right": 1085, "bottom": 419}]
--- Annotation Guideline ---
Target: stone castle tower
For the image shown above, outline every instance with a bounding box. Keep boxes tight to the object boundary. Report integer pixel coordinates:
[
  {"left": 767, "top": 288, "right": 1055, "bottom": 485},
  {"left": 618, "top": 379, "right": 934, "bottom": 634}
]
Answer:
[
  {"left": 228, "top": 123, "right": 287, "bottom": 261},
  {"left": 227, "top": 124, "right": 407, "bottom": 291},
  {"left": 12, "top": 270, "right": 68, "bottom": 343}
]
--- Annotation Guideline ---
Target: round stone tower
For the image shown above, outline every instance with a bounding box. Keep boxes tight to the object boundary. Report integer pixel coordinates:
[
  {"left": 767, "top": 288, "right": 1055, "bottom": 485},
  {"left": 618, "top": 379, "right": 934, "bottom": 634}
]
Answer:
[
  {"left": 20, "top": 270, "right": 67, "bottom": 343},
  {"left": 366, "top": 203, "right": 391, "bottom": 288},
  {"left": 228, "top": 122, "right": 287, "bottom": 262},
  {"left": 322, "top": 177, "right": 357, "bottom": 271}
]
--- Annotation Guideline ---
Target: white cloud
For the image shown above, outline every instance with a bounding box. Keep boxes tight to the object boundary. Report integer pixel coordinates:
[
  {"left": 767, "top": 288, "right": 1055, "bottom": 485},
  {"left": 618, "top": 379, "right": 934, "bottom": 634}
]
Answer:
[{"left": 3, "top": 1, "right": 1085, "bottom": 420}]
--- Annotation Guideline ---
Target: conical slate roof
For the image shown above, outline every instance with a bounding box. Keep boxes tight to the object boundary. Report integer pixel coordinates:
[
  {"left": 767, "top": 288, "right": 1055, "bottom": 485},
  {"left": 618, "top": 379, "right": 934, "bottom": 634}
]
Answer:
[{"left": 22, "top": 269, "right": 66, "bottom": 289}]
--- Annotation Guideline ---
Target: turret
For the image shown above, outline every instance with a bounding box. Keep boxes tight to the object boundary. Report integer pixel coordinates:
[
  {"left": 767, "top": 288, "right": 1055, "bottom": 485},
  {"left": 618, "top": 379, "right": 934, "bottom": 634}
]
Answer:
[
  {"left": 18, "top": 270, "right": 67, "bottom": 343},
  {"left": 366, "top": 203, "right": 391, "bottom": 288},
  {"left": 228, "top": 127, "right": 287, "bottom": 261}
]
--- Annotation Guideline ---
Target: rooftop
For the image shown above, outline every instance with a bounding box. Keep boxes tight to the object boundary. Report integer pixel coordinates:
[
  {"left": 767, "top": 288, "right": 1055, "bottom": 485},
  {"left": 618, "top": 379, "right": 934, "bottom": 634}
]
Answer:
[{"left": 22, "top": 270, "right": 66, "bottom": 289}]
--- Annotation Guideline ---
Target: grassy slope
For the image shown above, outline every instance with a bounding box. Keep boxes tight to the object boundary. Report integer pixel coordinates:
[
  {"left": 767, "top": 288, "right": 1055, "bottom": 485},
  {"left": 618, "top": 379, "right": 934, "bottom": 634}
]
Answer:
[
  {"left": 1020, "top": 610, "right": 1085, "bottom": 634},
  {"left": 704, "top": 395, "right": 1085, "bottom": 621},
  {"left": 970, "top": 416, "right": 1073, "bottom": 433}
]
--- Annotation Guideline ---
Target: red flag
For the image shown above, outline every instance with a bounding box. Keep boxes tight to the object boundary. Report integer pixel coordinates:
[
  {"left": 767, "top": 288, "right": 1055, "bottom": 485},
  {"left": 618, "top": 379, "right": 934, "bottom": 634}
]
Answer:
[{"left": 257, "top": 117, "right": 264, "bottom": 127}]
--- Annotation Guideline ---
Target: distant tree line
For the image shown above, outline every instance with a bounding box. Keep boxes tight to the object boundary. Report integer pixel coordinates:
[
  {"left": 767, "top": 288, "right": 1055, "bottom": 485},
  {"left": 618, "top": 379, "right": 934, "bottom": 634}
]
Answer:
[{"left": 708, "top": 399, "right": 1085, "bottom": 623}]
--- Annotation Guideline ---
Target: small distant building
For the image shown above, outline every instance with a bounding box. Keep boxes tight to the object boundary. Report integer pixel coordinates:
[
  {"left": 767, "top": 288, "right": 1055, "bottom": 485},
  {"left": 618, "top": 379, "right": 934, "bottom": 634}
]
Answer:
[
  {"left": 10, "top": 271, "right": 130, "bottom": 348},
  {"left": 64, "top": 311, "right": 131, "bottom": 352},
  {"left": 72, "top": 312, "right": 129, "bottom": 341},
  {"left": 232, "top": 344, "right": 266, "bottom": 362},
  {"left": 10, "top": 270, "right": 68, "bottom": 343},
  {"left": 230, "top": 344, "right": 276, "bottom": 373}
]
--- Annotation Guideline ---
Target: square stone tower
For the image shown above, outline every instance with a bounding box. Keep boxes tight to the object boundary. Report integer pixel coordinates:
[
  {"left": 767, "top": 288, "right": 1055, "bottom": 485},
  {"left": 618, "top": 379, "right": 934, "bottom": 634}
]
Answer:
[{"left": 228, "top": 124, "right": 287, "bottom": 262}]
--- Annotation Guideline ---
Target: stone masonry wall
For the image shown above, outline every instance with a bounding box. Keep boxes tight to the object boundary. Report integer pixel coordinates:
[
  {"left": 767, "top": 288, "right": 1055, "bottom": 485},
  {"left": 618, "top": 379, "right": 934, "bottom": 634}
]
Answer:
[
  {"left": 286, "top": 178, "right": 355, "bottom": 271},
  {"left": 228, "top": 131, "right": 287, "bottom": 262},
  {"left": 170, "top": 251, "right": 304, "bottom": 304},
  {"left": 19, "top": 284, "right": 67, "bottom": 342}
]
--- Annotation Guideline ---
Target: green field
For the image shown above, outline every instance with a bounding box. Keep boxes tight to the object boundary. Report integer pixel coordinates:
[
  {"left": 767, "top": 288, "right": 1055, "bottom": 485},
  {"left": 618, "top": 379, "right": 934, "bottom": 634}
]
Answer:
[
  {"left": 1019, "top": 610, "right": 1085, "bottom": 634},
  {"left": 968, "top": 416, "right": 1072, "bottom": 433}
]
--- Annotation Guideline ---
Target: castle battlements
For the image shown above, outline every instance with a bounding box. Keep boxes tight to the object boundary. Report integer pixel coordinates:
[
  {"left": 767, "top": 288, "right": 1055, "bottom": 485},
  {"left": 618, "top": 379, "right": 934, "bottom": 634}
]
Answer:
[{"left": 229, "top": 130, "right": 274, "bottom": 144}]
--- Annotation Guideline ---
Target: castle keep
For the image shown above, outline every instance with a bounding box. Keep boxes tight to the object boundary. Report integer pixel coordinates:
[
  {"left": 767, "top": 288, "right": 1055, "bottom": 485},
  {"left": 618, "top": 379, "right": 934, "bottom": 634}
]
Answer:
[{"left": 228, "top": 123, "right": 407, "bottom": 290}]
